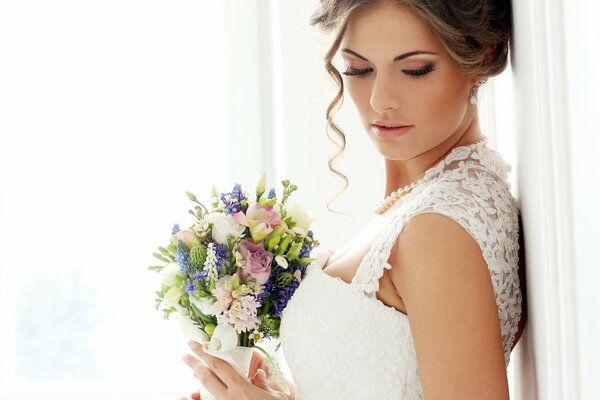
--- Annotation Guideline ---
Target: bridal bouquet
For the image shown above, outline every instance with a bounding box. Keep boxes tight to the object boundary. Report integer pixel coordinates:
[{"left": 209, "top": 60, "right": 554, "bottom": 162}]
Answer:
[{"left": 148, "top": 173, "right": 319, "bottom": 398}]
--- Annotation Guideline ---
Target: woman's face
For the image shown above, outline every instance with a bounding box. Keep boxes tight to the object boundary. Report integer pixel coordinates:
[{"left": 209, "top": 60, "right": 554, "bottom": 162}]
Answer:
[{"left": 339, "top": 2, "right": 478, "bottom": 160}]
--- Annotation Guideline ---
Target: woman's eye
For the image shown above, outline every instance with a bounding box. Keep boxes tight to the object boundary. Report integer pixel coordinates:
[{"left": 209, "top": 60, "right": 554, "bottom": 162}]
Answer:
[
  {"left": 341, "top": 66, "right": 373, "bottom": 77},
  {"left": 402, "top": 63, "right": 435, "bottom": 78},
  {"left": 342, "top": 63, "right": 436, "bottom": 78}
]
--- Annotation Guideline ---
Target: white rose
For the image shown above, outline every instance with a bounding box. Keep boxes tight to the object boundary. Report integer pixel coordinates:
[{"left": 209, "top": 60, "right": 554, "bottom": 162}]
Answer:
[
  {"left": 209, "top": 213, "right": 246, "bottom": 245},
  {"left": 189, "top": 294, "right": 216, "bottom": 316},
  {"left": 158, "top": 263, "right": 183, "bottom": 287},
  {"left": 284, "top": 201, "right": 315, "bottom": 232}
]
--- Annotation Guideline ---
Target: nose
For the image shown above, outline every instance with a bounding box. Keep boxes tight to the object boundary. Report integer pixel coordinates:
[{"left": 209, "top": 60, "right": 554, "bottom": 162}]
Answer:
[{"left": 369, "top": 72, "right": 401, "bottom": 113}]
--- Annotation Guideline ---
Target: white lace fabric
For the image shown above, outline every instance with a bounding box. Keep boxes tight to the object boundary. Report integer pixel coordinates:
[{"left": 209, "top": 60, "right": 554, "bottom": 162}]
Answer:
[{"left": 280, "top": 137, "right": 522, "bottom": 400}]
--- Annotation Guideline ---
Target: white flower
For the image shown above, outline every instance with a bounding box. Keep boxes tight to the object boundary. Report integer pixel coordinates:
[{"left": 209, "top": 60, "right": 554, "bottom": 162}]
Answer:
[
  {"left": 275, "top": 255, "right": 289, "bottom": 269},
  {"left": 173, "top": 303, "right": 190, "bottom": 317},
  {"left": 293, "top": 269, "right": 302, "bottom": 283},
  {"left": 178, "top": 314, "right": 210, "bottom": 344},
  {"left": 204, "top": 243, "right": 219, "bottom": 282},
  {"left": 209, "top": 323, "right": 238, "bottom": 352},
  {"left": 209, "top": 213, "right": 246, "bottom": 245},
  {"left": 192, "top": 219, "right": 210, "bottom": 238},
  {"left": 164, "top": 286, "right": 183, "bottom": 307},
  {"left": 158, "top": 263, "right": 183, "bottom": 287},
  {"left": 291, "top": 226, "right": 306, "bottom": 237},
  {"left": 284, "top": 201, "right": 315, "bottom": 232},
  {"left": 189, "top": 294, "right": 216, "bottom": 316},
  {"left": 234, "top": 250, "right": 246, "bottom": 268},
  {"left": 250, "top": 330, "right": 264, "bottom": 342}
]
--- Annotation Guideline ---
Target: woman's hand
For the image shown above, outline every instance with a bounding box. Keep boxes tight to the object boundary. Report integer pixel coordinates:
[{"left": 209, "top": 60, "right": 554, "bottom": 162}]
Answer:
[
  {"left": 178, "top": 390, "right": 200, "bottom": 400},
  {"left": 181, "top": 340, "right": 292, "bottom": 400}
]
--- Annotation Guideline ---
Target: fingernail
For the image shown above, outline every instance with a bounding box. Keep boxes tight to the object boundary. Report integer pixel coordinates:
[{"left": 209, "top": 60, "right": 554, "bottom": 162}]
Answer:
[{"left": 253, "top": 368, "right": 266, "bottom": 380}]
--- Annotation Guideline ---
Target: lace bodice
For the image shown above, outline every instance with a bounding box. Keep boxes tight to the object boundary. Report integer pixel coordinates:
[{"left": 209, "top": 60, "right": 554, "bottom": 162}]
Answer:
[{"left": 279, "top": 137, "right": 522, "bottom": 400}]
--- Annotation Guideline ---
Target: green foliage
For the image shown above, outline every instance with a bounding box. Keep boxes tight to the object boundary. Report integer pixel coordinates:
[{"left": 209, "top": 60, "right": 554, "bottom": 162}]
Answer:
[
  {"left": 189, "top": 301, "right": 217, "bottom": 326},
  {"left": 152, "top": 252, "right": 170, "bottom": 263},
  {"left": 297, "top": 257, "right": 316, "bottom": 266},
  {"left": 158, "top": 246, "right": 171, "bottom": 258},
  {"left": 259, "top": 316, "right": 281, "bottom": 339},
  {"left": 275, "top": 272, "right": 293, "bottom": 288}
]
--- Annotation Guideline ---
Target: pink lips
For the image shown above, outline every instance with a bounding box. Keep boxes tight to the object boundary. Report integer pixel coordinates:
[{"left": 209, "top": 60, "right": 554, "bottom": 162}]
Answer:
[
  {"left": 371, "top": 122, "right": 413, "bottom": 138},
  {"left": 372, "top": 120, "right": 409, "bottom": 128}
]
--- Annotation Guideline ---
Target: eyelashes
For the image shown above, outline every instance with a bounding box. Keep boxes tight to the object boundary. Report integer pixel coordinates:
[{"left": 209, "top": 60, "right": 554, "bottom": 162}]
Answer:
[{"left": 342, "top": 63, "right": 435, "bottom": 78}]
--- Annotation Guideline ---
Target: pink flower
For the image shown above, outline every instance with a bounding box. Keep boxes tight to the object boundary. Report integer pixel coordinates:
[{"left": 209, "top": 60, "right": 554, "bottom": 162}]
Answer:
[
  {"left": 211, "top": 286, "right": 234, "bottom": 316},
  {"left": 232, "top": 202, "right": 281, "bottom": 242},
  {"left": 175, "top": 229, "right": 201, "bottom": 250},
  {"left": 216, "top": 295, "right": 260, "bottom": 333},
  {"left": 237, "top": 239, "right": 273, "bottom": 285}
]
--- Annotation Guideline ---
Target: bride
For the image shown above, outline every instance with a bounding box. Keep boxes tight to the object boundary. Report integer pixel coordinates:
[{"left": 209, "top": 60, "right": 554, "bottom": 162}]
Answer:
[{"left": 180, "top": 0, "right": 526, "bottom": 399}]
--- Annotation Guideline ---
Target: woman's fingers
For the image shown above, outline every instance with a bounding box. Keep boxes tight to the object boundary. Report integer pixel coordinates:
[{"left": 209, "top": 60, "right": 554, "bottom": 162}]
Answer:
[
  {"left": 248, "top": 349, "right": 263, "bottom": 379},
  {"left": 182, "top": 353, "right": 227, "bottom": 399},
  {"left": 186, "top": 340, "right": 248, "bottom": 387}
]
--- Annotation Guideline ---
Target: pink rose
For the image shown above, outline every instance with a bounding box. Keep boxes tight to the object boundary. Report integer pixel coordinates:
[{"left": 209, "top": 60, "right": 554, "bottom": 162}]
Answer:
[
  {"left": 237, "top": 239, "right": 273, "bottom": 285},
  {"left": 232, "top": 202, "right": 281, "bottom": 242}
]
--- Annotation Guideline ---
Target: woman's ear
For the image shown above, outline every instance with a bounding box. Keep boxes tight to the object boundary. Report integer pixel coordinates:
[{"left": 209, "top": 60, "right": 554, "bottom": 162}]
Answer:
[{"left": 483, "top": 43, "right": 497, "bottom": 65}]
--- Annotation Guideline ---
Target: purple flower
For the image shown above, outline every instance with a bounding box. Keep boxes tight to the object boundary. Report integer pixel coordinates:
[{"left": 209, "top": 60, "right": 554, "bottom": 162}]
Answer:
[
  {"left": 191, "top": 270, "right": 207, "bottom": 283},
  {"left": 212, "top": 241, "right": 230, "bottom": 274},
  {"left": 274, "top": 278, "right": 299, "bottom": 317},
  {"left": 183, "top": 279, "right": 197, "bottom": 295},
  {"left": 299, "top": 242, "right": 313, "bottom": 259},
  {"left": 220, "top": 183, "right": 247, "bottom": 215}
]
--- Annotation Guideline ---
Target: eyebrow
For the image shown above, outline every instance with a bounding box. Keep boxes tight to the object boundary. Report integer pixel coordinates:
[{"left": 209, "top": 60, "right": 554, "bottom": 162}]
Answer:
[{"left": 340, "top": 48, "right": 438, "bottom": 61}]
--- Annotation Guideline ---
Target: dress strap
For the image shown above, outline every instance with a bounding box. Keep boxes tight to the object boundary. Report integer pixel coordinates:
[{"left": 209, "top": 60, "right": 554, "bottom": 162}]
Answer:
[{"left": 350, "top": 208, "right": 410, "bottom": 298}]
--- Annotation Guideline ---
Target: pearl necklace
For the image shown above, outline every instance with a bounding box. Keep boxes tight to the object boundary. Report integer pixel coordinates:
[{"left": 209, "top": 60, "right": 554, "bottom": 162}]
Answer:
[{"left": 374, "top": 137, "right": 487, "bottom": 215}]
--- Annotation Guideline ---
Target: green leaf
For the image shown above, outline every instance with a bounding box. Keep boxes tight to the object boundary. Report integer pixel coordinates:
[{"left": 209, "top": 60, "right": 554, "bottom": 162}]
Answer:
[
  {"left": 152, "top": 252, "right": 170, "bottom": 263},
  {"left": 167, "top": 244, "right": 178, "bottom": 255},
  {"left": 297, "top": 257, "right": 315, "bottom": 266},
  {"left": 190, "top": 302, "right": 214, "bottom": 325},
  {"left": 148, "top": 265, "right": 165, "bottom": 272},
  {"left": 158, "top": 246, "right": 171, "bottom": 258}
]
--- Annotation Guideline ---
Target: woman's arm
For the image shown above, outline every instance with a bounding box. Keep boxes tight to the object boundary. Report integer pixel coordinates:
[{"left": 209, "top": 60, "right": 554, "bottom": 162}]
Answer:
[{"left": 389, "top": 213, "right": 509, "bottom": 399}]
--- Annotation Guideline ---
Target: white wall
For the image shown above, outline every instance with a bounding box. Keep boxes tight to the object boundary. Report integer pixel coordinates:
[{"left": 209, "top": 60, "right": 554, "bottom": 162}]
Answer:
[{"left": 511, "top": 0, "right": 600, "bottom": 399}]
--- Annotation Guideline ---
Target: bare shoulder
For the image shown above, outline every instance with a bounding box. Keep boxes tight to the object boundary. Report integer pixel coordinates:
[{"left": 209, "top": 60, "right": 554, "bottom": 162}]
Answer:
[{"left": 389, "top": 212, "right": 509, "bottom": 400}]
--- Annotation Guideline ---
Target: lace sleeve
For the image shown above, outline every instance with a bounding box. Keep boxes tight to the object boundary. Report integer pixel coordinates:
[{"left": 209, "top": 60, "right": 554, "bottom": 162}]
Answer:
[{"left": 405, "top": 167, "right": 522, "bottom": 368}]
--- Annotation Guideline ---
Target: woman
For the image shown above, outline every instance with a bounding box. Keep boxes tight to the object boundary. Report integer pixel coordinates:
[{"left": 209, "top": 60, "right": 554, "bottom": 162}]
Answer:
[{"left": 180, "top": 0, "right": 526, "bottom": 398}]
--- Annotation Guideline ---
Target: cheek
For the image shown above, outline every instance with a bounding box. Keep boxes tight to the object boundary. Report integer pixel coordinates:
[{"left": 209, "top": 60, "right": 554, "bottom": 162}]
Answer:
[
  {"left": 411, "top": 72, "right": 470, "bottom": 126},
  {"left": 344, "top": 79, "right": 372, "bottom": 118}
]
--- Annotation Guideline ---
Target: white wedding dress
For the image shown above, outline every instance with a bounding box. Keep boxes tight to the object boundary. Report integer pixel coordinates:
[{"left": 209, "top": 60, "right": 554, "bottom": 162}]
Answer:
[{"left": 279, "top": 137, "right": 523, "bottom": 400}]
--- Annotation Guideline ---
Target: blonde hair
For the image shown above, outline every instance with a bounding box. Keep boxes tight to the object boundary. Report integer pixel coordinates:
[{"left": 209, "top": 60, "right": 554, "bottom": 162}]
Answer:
[{"left": 309, "top": 0, "right": 513, "bottom": 212}]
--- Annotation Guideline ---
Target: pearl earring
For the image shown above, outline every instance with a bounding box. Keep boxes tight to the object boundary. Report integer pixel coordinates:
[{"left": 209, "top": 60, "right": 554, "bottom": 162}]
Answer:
[{"left": 468, "top": 79, "right": 486, "bottom": 105}]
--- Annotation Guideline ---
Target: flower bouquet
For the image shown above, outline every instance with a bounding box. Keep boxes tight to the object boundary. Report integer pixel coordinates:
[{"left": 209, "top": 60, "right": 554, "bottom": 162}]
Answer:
[{"left": 148, "top": 173, "right": 319, "bottom": 399}]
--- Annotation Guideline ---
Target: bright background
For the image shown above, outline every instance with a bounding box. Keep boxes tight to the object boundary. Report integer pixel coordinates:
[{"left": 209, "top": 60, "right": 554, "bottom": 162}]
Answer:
[{"left": 2, "top": 1, "right": 596, "bottom": 399}]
